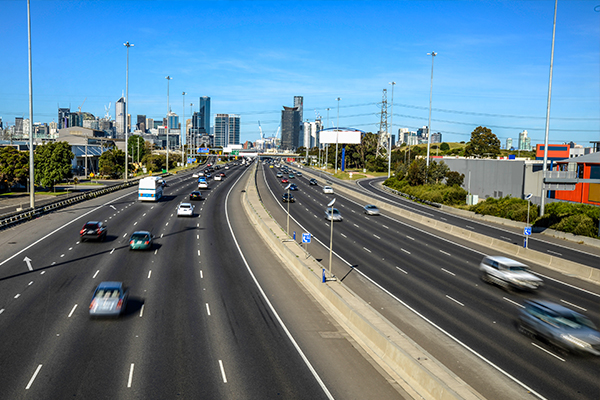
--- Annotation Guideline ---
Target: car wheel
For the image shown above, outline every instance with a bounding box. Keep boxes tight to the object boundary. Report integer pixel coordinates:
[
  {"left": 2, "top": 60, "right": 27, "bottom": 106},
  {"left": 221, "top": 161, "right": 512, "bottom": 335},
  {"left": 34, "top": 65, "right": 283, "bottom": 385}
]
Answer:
[
  {"left": 517, "top": 322, "right": 535, "bottom": 338},
  {"left": 81, "top": 237, "right": 86, "bottom": 242}
]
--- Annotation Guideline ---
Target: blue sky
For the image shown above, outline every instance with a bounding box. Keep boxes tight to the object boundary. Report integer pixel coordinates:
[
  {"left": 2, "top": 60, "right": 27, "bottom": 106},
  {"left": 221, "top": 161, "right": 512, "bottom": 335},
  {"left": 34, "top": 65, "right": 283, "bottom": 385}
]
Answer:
[{"left": 1, "top": 0, "right": 599, "bottom": 147}]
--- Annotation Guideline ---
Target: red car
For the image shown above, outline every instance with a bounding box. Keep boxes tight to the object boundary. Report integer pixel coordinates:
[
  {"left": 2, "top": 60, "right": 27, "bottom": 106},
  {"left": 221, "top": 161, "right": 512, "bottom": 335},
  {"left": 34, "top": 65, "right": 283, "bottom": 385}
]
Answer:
[{"left": 281, "top": 178, "right": 289, "bottom": 184}]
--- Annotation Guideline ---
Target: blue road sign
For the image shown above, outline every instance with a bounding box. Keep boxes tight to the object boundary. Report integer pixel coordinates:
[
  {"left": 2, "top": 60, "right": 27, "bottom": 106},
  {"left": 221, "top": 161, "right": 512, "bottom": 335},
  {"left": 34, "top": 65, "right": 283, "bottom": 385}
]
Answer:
[
  {"left": 524, "top": 227, "right": 532, "bottom": 236},
  {"left": 302, "top": 233, "right": 311, "bottom": 243}
]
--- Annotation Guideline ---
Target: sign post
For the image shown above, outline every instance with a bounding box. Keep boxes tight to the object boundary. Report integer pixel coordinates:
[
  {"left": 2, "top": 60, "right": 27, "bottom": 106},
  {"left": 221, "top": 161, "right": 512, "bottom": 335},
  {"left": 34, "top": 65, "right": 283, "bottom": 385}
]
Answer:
[{"left": 302, "top": 232, "right": 311, "bottom": 255}]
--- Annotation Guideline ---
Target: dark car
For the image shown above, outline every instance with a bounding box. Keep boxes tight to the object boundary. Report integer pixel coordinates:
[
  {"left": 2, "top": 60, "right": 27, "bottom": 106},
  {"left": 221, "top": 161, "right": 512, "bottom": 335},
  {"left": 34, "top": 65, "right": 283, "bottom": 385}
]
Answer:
[
  {"left": 89, "top": 281, "right": 128, "bottom": 318},
  {"left": 282, "top": 193, "right": 295, "bottom": 203},
  {"left": 518, "top": 300, "right": 600, "bottom": 356},
  {"left": 189, "top": 191, "right": 203, "bottom": 200},
  {"left": 80, "top": 221, "right": 107, "bottom": 242},
  {"left": 289, "top": 184, "right": 298, "bottom": 191},
  {"left": 309, "top": 178, "right": 318, "bottom": 186}
]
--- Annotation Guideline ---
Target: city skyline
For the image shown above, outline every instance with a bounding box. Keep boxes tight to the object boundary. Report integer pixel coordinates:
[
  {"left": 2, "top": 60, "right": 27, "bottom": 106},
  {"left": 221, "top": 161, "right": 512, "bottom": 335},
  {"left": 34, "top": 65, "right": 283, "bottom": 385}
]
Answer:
[{"left": 1, "top": 0, "right": 598, "bottom": 146}]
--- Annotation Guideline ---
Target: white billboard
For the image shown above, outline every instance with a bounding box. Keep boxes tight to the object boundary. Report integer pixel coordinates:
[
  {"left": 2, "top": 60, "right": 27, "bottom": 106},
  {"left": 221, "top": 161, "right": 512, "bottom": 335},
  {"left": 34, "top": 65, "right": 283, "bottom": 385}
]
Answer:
[{"left": 320, "top": 129, "right": 362, "bottom": 144}]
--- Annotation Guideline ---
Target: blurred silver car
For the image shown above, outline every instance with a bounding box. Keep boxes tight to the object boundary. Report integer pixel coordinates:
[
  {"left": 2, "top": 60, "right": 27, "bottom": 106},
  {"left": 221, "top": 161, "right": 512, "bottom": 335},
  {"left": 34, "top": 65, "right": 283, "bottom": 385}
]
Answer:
[
  {"left": 89, "top": 282, "right": 128, "bottom": 318},
  {"left": 325, "top": 208, "right": 343, "bottom": 222},
  {"left": 363, "top": 205, "right": 380, "bottom": 215},
  {"left": 518, "top": 300, "right": 600, "bottom": 356},
  {"left": 479, "top": 256, "right": 543, "bottom": 291},
  {"left": 322, "top": 186, "right": 334, "bottom": 194}
]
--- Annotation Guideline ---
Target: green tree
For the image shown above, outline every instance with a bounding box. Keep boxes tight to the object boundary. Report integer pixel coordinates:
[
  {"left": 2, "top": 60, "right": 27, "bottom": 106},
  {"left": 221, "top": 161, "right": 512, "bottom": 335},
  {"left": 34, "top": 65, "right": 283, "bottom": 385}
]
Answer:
[
  {"left": 99, "top": 149, "right": 125, "bottom": 178},
  {"left": 34, "top": 142, "right": 74, "bottom": 188},
  {"left": 128, "top": 135, "right": 147, "bottom": 164},
  {"left": 406, "top": 159, "right": 427, "bottom": 186},
  {"left": 440, "top": 142, "right": 450, "bottom": 151},
  {"left": 428, "top": 160, "right": 450, "bottom": 184},
  {"left": 0, "top": 147, "right": 29, "bottom": 189},
  {"left": 464, "top": 126, "right": 501, "bottom": 158},
  {"left": 445, "top": 171, "right": 465, "bottom": 187}
]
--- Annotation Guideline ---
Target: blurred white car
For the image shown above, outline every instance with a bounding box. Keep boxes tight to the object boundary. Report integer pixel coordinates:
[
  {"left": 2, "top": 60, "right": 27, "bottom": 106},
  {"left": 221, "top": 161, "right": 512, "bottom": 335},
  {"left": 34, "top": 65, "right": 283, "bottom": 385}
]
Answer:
[
  {"left": 324, "top": 208, "right": 343, "bottom": 221},
  {"left": 364, "top": 205, "right": 380, "bottom": 215},
  {"left": 177, "top": 203, "right": 194, "bottom": 217},
  {"left": 214, "top": 174, "right": 222, "bottom": 181},
  {"left": 322, "top": 186, "right": 334, "bottom": 194}
]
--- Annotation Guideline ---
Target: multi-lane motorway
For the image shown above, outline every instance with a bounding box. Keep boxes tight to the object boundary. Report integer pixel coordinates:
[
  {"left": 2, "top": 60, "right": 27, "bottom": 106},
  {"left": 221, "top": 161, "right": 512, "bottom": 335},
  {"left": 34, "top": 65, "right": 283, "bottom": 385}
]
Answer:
[
  {"left": 0, "top": 161, "right": 404, "bottom": 400},
  {"left": 258, "top": 161, "right": 600, "bottom": 400}
]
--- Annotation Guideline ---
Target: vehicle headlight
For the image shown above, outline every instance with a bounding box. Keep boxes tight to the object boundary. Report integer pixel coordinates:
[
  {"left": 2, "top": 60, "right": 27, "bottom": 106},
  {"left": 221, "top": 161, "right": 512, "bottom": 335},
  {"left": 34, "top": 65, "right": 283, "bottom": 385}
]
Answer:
[{"left": 561, "top": 334, "right": 591, "bottom": 349}]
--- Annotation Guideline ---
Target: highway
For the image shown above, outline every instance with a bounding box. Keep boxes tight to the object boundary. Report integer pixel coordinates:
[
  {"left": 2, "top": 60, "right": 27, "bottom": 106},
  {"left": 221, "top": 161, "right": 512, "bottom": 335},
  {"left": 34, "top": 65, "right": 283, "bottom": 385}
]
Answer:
[
  {"left": 351, "top": 176, "right": 600, "bottom": 269},
  {"left": 258, "top": 161, "right": 600, "bottom": 400},
  {"left": 0, "top": 161, "right": 403, "bottom": 400}
]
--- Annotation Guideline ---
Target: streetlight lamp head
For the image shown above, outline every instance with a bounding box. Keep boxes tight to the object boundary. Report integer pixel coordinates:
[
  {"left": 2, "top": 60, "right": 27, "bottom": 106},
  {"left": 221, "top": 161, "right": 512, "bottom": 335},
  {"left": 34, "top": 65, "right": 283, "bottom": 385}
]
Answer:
[
  {"left": 428, "top": 51, "right": 437, "bottom": 56},
  {"left": 327, "top": 198, "right": 336, "bottom": 207},
  {"left": 285, "top": 184, "right": 291, "bottom": 190},
  {"left": 525, "top": 193, "right": 533, "bottom": 200}
]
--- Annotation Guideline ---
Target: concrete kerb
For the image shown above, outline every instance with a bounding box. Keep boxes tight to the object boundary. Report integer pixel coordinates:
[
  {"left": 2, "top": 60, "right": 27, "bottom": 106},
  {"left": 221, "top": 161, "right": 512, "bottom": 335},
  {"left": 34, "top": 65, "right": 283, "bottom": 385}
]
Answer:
[
  {"left": 241, "top": 164, "right": 485, "bottom": 400},
  {"left": 301, "top": 168, "right": 599, "bottom": 286}
]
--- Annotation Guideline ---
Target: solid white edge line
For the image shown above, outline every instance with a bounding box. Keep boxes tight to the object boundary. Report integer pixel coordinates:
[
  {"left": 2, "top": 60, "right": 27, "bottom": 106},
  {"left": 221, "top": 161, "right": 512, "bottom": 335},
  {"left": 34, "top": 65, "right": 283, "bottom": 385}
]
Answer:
[
  {"left": 127, "top": 363, "right": 134, "bottom": 387},
  {"left": 25, "top": 364, "right": 43, "bottom": 389},
  {"left": 352, "top": 267, "right": 548, "bottom": 400},
  {"left": 228, "top": 166, "right": 335, "bottom": 400},
  {"left": 219, "top": 360, "right": 228, "bottom": 383},
  {"left": 68, "top": 304, "right": 78, "bottom": 318},
  {"left": 531, "top": 343, "right": 565, "bottom": 362}
]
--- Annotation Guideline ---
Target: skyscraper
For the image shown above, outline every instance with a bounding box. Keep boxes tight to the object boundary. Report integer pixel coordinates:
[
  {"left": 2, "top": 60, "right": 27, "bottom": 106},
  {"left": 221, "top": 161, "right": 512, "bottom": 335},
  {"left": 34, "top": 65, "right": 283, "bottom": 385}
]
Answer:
[
  {"left": 167, "top": 112, "right": 179, "bottom": 130},
  {"left": 214, "top": 114, "right": 229, "bottom": 147},
  {"left": 294, "top": 96, "right": 303, "bottom": 124},
  {"left": 15, "top": 117, "right": 24, "bottom": 137},
  {"left": 199, "top": 96, "right": 211, "bottom": 133},
  {"left": 518, "top": 130, "right": 531, "bottom": 151},
  {"left": 228, "top": 114, "right": 240, "bottom": 145},
  {"left": 116, "top": 97, "right": 126, "bottom": 137},
  {"left": 58, "top": 108, "right": 70, "bottom": 129},
  {"left": 506, "top": 138, "right": 513, "bottom": 150},
  {"left": 281, "top": 105, "right": 301, "bottom": 150}
]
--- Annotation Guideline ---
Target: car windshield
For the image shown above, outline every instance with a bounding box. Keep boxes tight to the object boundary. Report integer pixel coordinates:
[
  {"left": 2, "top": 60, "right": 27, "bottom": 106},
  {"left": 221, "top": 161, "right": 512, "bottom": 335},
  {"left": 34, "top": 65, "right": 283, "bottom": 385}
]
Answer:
[
  {"left": 180, "top": 205, "right": 191, "bottom": 209},
  {"left": 131, "top": 233, "right": 149, "bottom": 241},
  {"left": 84, "top": 223, "right": 99, "bottom": 229},
  {"left": 508, "top": 266, "right": 529, "bottom": 272},
  {"left": 366, "top": 205, "right": 376, "bottom": 209},
  {"left": 556, "top": 313, "right": 597, "bottom": 330},
  {"left": 327, "top": 209, "right": 340, "bottom": 215}
]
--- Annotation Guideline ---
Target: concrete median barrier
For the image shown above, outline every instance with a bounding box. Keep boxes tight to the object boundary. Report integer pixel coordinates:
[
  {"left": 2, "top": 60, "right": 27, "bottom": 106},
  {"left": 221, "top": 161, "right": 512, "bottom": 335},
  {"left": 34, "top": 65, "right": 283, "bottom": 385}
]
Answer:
[{"left": 241, "top": 164, "right": 487, "bottom": 400}]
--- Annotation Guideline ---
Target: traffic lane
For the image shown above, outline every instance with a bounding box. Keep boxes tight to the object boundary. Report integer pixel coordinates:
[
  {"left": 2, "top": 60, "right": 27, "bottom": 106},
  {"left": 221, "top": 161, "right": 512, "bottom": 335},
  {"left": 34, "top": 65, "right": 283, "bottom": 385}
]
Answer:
[
  {"left": 262, "top": 166, "right": 600, "bottom": 400},
  {"left": 358, "top": 177, "right": 600, "bottom": 267},
  {"left": 190, "top": 169, "right": 331, "bottom": 399},
  {"left": 236, "top": 168, "right": 407, "bottom": 399}
]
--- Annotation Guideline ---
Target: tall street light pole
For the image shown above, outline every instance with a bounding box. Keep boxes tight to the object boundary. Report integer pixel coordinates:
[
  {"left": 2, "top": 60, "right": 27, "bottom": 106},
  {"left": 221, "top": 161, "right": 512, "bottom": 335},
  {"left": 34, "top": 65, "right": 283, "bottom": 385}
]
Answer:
[
  {"left": 182, "top": 92, "right": 186, "bottom": 168},
  {"left": 335, "top": 98, "right": 340, "bottom": 174},
  {"left": 325, "top": 108, "right": 330, "bottom": 169},
  {"left": 540, "top": 0, "right": 558, "bottom": 217},
  {"left": 165, "top": 75, "right": 172, "bottom": 173},
  {"left": 27, "top": 0, "right": 34, "bottom": 208},
  {"left": 426, "top": 51, "right": 436, "bottom": 171},
  {"left": 189, "top": 103, "right": 193, "bottom": 160},
  {"left": 124, "top": 41, "right": 134, "bottom": 182},
  {"left": 388, "top": 81, "right": 396, "bottom": 178}
]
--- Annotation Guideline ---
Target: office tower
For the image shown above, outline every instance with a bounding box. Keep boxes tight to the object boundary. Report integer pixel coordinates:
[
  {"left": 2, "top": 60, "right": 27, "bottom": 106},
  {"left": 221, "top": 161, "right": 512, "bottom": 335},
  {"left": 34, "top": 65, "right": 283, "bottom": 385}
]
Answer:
[
  {"left": 115, "top": 97, "right": 125, "bottom": 137},
  {"left": 199, "top": 96, "right": 211, "bottom": 133},
  {"left": 214, "top": 114, "right": 229, "bottom": 147},
  {"left": 15, "top": 117, "right": 24, "bottom": 137},
  {"left": 0, "top": 117, "right": 3, "bottom": 129},
  {"left": 228, "top": 114, "right": 240, "bottom": 145},
  {"left": 417, "top": 126, "right": 429, "bottom": 140},
  {"left": 137, "top": 115, "right": 146, "bottom": 132},
  {"left": 281, "top": 104, "right": 301, "bottom": 150},
  {"left": 146, "top": 118, "right": 153, "bottom": 132},
  {"left": 431, "top": 132, "right": 442, "bottom": 144},
  {"left": 58, "top": 108, "right": 70, "bottom": 129},
  {"left": 167, "top": 112, "right": 179, "bottom": 130},
  {"left": 294, "top": 96, "right": 303, "bottom": 126}
]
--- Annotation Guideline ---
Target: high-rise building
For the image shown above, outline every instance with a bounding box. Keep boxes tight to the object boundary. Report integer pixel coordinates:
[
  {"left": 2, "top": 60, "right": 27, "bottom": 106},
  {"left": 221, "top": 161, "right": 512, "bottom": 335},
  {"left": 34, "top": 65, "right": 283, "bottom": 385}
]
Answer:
[
  {"left": 137, "top": 115, "right": 146, "bottom": 132},
  {"left": 506, "top": 138, "right": 513, "bottom": 150},
  {"left": 294, "top": 96, "right": 303, "bottom": 124},
  {"left": 303, "top": 120, "right": 322, "bottom": 148},
  {"left": 15, "top": 117, "right": 24, "bottom": 137},
  {"left": 58, "top": 108, "right": 70, "bottom": 129},
  {"left": 518, "top": 130, "right": 531, "bottom": 151},
  {"left": 199, "top": 96, "right": 211, "bottom": 133},
  {"left": 146, "top": 118, "right": 153, "bottom": 132},
  {"left": 398, "top": 128, "right": 409, "bottom": 144},
  {"left": 214, "top": 114, "right": 229, "bottom": 147},
  {"left": 417, "top": 126, "right": 429, "bottom": 140},
  {"left": 115, "top": 97, "right": 126, "bottom": 137},
  {"left": 430, "top": 132, "right": 442, "bottom": 144},
  {"left": 228, "top": 114, "right": 240, "bottom": 145},
  {"left": 281, "top": 105, "right": 301, "bottom": 150},
  {"left": 167, "top": 112, "right": 179, "bottom": 130},
  {"left": 0, "top": 117, "right": 3, "bottom": 129}
]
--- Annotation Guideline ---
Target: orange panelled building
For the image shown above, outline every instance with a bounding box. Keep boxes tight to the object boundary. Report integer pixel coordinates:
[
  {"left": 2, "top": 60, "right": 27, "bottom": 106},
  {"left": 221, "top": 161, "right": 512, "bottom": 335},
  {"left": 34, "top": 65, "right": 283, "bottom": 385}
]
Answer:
[{"left": 551, "top": 152, "right": 600, "bottom": 206}]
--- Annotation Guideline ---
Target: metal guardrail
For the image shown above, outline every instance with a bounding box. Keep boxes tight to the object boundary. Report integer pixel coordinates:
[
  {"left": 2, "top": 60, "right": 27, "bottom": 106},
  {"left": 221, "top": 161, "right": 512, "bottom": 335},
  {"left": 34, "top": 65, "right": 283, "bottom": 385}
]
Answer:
[
  {"left": 0, "top": 179, "right": 142, "bottom": 230},
  {"left": 381, "top": 185, "right": 442, "bottom": 208}
]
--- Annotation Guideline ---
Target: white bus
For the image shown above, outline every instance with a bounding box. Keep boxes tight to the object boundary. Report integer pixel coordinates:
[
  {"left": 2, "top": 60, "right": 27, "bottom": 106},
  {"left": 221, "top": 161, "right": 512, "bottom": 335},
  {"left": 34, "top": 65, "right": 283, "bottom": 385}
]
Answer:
[{"left": 138, "top": 177, "right": 164, "bottom": 201}]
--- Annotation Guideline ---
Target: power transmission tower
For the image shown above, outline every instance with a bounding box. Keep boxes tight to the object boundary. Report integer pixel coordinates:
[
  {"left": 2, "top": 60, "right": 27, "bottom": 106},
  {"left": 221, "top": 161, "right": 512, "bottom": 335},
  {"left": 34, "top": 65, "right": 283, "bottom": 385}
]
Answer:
[{"left": 376, "top": 88, "right": 388, "bottom": 158}]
